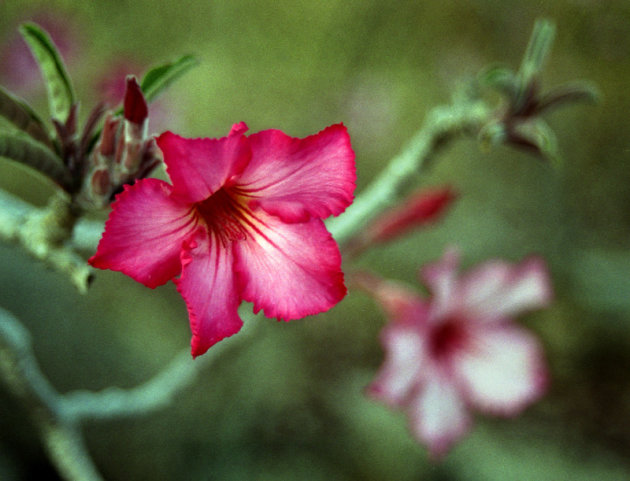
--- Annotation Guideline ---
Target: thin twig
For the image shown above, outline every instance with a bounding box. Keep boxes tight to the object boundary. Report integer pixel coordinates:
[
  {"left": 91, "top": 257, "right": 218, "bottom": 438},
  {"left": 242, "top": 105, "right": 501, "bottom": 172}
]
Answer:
[
  {"left": 327, "top": 97, "right": 490, "bottom": 245},
  {"left": 0, "top": 307, "right": 104, "bottom": 481},
  {"left": 61, "top": 317, "right": 258, "bottom": 421},
  {"left": 0, "top": 190, "right": 92, "bottom": 292},
  {"left": 0, "top": 304, "right": 260, "bottom": 480}
]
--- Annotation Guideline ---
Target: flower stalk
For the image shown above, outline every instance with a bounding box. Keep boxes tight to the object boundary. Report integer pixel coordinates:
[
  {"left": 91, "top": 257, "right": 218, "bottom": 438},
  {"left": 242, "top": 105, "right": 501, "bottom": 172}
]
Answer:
[{"left": 328, "top": 98, "right": 490, "bottom": 245}]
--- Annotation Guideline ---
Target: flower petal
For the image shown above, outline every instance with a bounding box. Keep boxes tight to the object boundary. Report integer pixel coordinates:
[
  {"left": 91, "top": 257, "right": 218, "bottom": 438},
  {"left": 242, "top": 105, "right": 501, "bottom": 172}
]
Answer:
[
  {"left": 236, "top": 124, "right": 355, "bottom": 222},
  {"left": 420, "top": 248, "right": 461, "bottom": 322},
  {"left": 461, "top": 256, "right": 552, "bottom": 321},
  {"left": 89, "top": 179, "right": 195, "bottom": 288},
  {"left": 174, "top": 228, "right": 244, "bottom": 358},
  {"left": 354, "top": 271, "right": 429, "bottom": 323},
  {"left": 157, "top": 125, "right": 250, "bottom": 203},
  {"left": 234, "top": 210, "right": 346, "bottom": 320},
  {"left": 408, "top": 372, "right": 471, "bottom": 459},
  {"left": 455, "top": 324, "right": 548, "bottom": 415},
  {"left": 368, "top": 322, "right": 427, "bottom": 407}
]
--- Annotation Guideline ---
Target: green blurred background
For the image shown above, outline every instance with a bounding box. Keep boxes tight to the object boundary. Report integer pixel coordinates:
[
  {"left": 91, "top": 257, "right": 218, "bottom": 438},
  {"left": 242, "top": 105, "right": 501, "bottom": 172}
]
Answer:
[{"left": 1, "top": 0, "right": 630, "bottom": 479}]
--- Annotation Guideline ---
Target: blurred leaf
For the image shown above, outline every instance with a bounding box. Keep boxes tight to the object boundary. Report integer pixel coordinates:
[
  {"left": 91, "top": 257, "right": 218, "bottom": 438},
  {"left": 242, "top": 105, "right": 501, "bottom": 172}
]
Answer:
[
  {"left": 518, "top": 18, "right": 556, "bottom": 84},
  {"left": 140, "top": 55, "right": 198, "bottom": 104},
  {"left": 478, "top": 65, "right": 519, "bottom": 101},
  {"left": 19, "top": 22, "right": 76, "bottom": 123},
  {"left": 514, "top": 19, "right": 555, "bottom": 114},
  {"left": 0, "top": 86, "right": 52, "bottom": 148},
  {"left": 515, "top": 119, "right": 561, "bottom": 166},
  {"left": 0, "top": 131, "right": 70, "bottom": 188},
  {"left": 536, "top": 81, "right": 601, "bottom": 115}
]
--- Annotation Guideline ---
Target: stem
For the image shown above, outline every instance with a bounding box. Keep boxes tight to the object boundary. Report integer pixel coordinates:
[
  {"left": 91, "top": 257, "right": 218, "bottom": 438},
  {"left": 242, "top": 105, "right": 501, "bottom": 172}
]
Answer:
[
  {"left": 39, "top": 422, "right": 104, "bottom": 481},
  {"left": 0, "top": 189, "right": 92, "bottom": 292},
  {"left": 61, "top": 320, "right": 256, "bottom": 421},
  {"left": 0, "top": 304, "right": 261, "bottom": 480},
  {"left": 0, "top": 307, "right": 104, "bottom": 481},
  {"left": 328, "top": 98, "right": 490, "bottom": 245},
  {"left": 3, "top": 94, "right": 490, "bottom": 278}
]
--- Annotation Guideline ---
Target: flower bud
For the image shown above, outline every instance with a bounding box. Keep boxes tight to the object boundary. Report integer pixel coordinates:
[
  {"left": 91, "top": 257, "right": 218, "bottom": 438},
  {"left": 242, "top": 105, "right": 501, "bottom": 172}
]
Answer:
[
  {"left": 365, "top": 187, "right": 457, "bottom": 244},
  {"left": 76, "top": 76, "right": 161, "bottom": 209}
]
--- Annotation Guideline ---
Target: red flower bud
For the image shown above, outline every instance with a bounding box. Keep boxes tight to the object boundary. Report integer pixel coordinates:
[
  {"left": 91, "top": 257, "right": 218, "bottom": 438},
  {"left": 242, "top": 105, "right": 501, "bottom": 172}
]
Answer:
[
  {"left": 123, "top": 76, "right": 148, "bottom": 126},
  {"left": 366, "top": 187, "right": 457, "bottom": 243}
]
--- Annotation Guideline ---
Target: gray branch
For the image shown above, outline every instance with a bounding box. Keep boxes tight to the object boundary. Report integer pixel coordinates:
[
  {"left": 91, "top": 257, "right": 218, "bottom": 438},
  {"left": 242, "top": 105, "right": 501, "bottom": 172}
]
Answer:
[
  {"left": 0, "top": 307, "right": 104, "bottom": 481},
  {"left": 328, "top": 97, "right": 490, "bottom": 245}
]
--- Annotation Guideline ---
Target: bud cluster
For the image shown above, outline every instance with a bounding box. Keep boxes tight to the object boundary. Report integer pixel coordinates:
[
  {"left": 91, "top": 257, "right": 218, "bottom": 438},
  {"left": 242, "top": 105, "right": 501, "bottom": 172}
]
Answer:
[{"left": 76, "top": 77, "right": 161, "bottom": 210}]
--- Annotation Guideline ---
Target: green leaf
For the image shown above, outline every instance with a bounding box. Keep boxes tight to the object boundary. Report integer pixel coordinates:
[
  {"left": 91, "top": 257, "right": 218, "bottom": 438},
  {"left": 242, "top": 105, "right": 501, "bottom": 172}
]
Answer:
[
  {"left": 529, "top": 119, "right": 559, "bottom": 164},
  {"left": 478, "top": 65, "right": 519, "bottom": 101},
  {"left": 0, "top": 86, "right": 53, "bottom": 148},
  {"left": 536, "top": 81, "right": 601, "bottom": 114},
  {"left": 0, "top": 131, "right": 71, "bottom": 188},
  {"left": 518, "top": 18, "right": 556, "bottom": 85},
  {"left": 513, "top": 119, "right": 561, "bottom": 166},
  {"left": 140, "top": 54, "right": 197, "bottom": 103},
  {"left": 19, "top": 22, "right": 76, "bottom": 122}
]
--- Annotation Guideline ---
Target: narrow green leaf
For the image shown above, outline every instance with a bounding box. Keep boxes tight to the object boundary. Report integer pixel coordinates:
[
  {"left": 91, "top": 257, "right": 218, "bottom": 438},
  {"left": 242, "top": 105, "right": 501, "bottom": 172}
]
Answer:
[
  {"left": 515, "top": 119, "right": 561, "bottom": 167},
  {"left": 536, "top": 81, "right": 601, "bottom": 114},
  {"left": 140, "top": 55, "right": 197, "bottom": 103},
  {"left": 0, "top": 86, "right": 53, "bottom": 148},
  {"left": 0, "top": 131, "right": 71, "bottom": 188},
  {"left": 519, "top": 18, "right": 556, "bottom": 84},
  {"left": 530, "top": 119, "right": 559, "bottom": 163},
  {"left": 19, "top": 22, "right": 76, "bottom": 122}
]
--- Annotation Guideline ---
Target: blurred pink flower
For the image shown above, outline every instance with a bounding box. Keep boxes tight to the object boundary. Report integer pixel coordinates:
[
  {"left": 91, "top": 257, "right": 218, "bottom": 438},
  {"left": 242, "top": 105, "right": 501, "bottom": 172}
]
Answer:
[
  {"left": 364, "top": 249, "right": 552, "bottom": 458},
  {"left": 90, "top": 123, "right": 355, "bottom": 357}
]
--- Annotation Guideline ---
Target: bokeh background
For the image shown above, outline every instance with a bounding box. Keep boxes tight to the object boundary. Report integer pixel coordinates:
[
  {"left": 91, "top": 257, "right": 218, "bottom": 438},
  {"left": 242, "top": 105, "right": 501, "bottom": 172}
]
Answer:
[{"left": 1, "top": 1, "right": 630, "bottom": 479}]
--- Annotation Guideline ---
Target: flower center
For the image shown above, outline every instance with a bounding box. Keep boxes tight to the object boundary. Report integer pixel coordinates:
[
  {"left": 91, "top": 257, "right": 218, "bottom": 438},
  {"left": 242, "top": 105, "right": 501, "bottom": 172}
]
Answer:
[
  {"left": 195, "top": 188, "right": 250, "bottom": 245},
  {"left": 428, "top": 317, "right": 468, "bottom": 360}
]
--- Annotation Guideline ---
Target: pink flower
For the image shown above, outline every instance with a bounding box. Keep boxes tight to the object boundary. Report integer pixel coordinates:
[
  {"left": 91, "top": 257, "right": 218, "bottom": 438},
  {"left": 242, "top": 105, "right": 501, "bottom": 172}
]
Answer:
[
  {"left": 90, "top": 123, "right": 355, "bottom": 357},
  {"left": 365, "top": 249, "right": 552, "bottom": 458}
]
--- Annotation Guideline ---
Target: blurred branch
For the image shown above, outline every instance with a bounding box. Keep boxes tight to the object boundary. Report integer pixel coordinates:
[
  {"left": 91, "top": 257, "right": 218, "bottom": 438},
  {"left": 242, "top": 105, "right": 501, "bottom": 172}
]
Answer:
[
  {"left": 62, "top": 315, "right": 257, "bottom": 420},
  {"left": 0, "top": 307, "right": 104, "bottom": 481},
  {"left": 328, "top": 96, "right": 490, "bottom": 245},
  {"left": 0, "top": 304, "right": 259, "bottom": 480},
  {"left": 0, "top": 189, "right": 93, "bottom": 292},
  {"left": 62, "top": 349, "right": 204, "bottom": 420}
]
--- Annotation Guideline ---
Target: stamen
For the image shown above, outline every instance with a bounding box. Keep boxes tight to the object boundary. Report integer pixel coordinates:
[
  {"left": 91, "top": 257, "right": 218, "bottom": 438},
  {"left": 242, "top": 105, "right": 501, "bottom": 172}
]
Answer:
[
  {"left": 429, "top": 317, "right": 468, "bottom": 360},
  {"left": 195, "top": 188, "right": 250, "bottom": 246}
]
